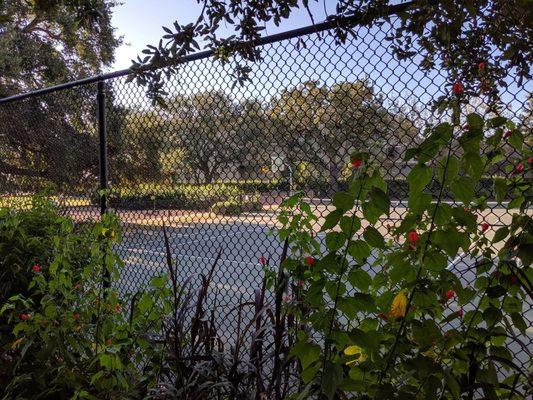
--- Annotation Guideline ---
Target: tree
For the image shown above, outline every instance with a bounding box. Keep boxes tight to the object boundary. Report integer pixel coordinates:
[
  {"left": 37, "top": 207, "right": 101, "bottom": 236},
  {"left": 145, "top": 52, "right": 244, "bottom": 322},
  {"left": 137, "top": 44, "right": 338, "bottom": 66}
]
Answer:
[
  {"left": 0, "top": 0, "right": 121, "bottom": 190},
  {"left": 165, "top": 91, "right": 258, "bottom": 183},
  {"left": 268, "top": 80, "right": 418, "bottom": 190},
  {"left": 133, "top": 1, "right": 531, "bottom": 107}
]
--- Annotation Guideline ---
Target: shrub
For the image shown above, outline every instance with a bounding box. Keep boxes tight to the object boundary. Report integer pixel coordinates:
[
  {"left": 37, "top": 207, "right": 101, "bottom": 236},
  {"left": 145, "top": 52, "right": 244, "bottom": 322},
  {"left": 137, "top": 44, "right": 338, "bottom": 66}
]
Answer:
[
  {"left": 210, "top": 193, "right": 262, "bottom": 215},
  {"left": 0, "top": 202, "right": 165, "bottom": 399},
  {"left": 277, "top": 112, "right": 531, "bottom": 399}
]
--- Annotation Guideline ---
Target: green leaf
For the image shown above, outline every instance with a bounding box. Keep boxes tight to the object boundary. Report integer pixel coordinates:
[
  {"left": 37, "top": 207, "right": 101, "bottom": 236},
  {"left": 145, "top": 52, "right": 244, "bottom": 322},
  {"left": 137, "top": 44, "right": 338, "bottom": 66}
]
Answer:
[
  {"left": 444, "top": 370, "right": 461, "bottom": 399},
  {"left": 407, "top": 164, "right": 432, "bottom": 193},
  {"left": 321, "top": 363, "right": 343, "bottom": 400},
  {"left": 289, "top": 341, "right": 321, "bottom": 369},
  {"left": 466, "top": 112, "right": 484, "bottom": 131},
  {"left": 492, "top": 227, "right": 509, "bottom": 243},
  {"left": 348, "top": 240, "right": 371, "bottom": 260},
  {"left": 493, "top": 178, "right": 507, "bottom": 202},
  {"left": 510, "top": 312, "right": 527, "bottom": 334},
  {"left": 508, "top": 130, "right": 523, "bottom": 151},
  {"left": 369, "top": 187, "right": 390, "bottom": 215},
  {"left": 333, "top": 191, "right": 355, "bottom": 211},
  {"left": 321, "top": 209, "right": 343, "bottom": 231},
  {"left": 325, "top": 232, "right": 346, "bottom": 252},
  {"left": 450, "top": 176, "right": 475, "bottom": 204},
  {"left": 348, "top": 269, "right": 372, "bottom": 291},
  {"left": 363, "top": 226, "right": 385, "bottom": 249},
  {"left": 340, "top": 215, "right": 361, "bottom": 237},
  {"left": 351, "top": 293, "right": 377, "bottom": 313}
]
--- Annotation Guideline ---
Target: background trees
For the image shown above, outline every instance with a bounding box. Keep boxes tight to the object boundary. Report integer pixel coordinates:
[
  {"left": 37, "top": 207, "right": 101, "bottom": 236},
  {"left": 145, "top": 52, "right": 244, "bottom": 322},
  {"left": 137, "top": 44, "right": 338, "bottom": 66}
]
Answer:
[{"left": 0, "top": 0, "right": 121, "bottom": 192}]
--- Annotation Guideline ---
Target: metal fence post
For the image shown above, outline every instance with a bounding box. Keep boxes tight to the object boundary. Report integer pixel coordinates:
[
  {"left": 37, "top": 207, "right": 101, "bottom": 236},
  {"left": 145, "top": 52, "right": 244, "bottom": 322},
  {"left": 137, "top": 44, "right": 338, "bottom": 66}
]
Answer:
[
  {"left": 97, "top": 80, "right": 108, "bottom": 215},
  {"left": 97, "top": 79, "right": 110, "bottom": 288}
]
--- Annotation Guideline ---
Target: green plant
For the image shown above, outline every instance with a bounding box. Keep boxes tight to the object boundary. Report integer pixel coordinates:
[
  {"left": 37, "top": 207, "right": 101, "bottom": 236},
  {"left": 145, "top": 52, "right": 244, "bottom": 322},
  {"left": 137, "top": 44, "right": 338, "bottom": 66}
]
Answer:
[
  {"left": 145, "top": 228, "right": 297, "bottom": 399},
  {"left": 0, "top": 201, "right": 168, "bottom": 399},
  {"left": 210, "top": 193, "right": 262, "bottom": 215},
  {"left": 279, "top": 111, "right": 531, "bottom": 399}
]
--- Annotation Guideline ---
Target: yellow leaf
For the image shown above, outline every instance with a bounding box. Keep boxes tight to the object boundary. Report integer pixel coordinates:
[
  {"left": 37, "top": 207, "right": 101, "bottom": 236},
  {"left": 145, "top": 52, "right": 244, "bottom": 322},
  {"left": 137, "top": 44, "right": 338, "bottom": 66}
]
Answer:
[
  {"left": 344, "top": 345, "right": 366, "bottom": 366},
  {"left": 11, "top": 338, "right": 23, "bottom": 349},
  {"left": 390, "top": 292, "right": 408, "bottom": 318}
]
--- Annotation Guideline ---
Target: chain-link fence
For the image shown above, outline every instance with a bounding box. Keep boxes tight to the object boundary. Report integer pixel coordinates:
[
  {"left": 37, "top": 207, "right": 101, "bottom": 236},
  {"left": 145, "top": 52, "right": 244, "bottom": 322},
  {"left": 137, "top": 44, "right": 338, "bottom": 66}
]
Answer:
[{"left": 0, "top": 14, "right": 531, "bottom": 373}]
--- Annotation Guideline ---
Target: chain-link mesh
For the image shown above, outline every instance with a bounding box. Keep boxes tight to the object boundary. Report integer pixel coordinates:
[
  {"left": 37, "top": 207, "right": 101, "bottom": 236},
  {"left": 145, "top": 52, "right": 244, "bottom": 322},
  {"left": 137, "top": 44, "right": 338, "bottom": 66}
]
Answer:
[{"left": 1, "top": 17, "right": 531, "bottom": 376}]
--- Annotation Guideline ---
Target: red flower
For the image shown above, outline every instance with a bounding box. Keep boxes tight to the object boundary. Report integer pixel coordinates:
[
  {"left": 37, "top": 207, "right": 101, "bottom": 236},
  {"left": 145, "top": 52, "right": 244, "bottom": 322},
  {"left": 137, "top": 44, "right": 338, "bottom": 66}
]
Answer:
[
  {"left": 528, "top": 157, "right": 533, "bottom": 165},
  {"left": 478, "top": 61, "right": 486, "bottom": 71},
  {"left": 114, "top": 304, "right": 122, "bottom": 313},
  {"left": 504, "top": 130, "right": 513, "bottom": 138},
  {"left": 305, "top": 256, "right": 315, "bottom": 267},
  {"left": 452, "top": 82, "right": 464, "bottom": 95},
  {"left": 32, "top": 265, "right": 41, "bottom": 273},
  {"left": 283, "top": 294, "right": 293, "bottom": 303},
  {"left": 20, "top": 314, "right": 30, "bottom": 321},
  {"left": 407, "top": 244, "right": 416, "bottom": 251},
  {"left": 480, "top": 222, "right": 489, "bottom": 233},
  {"left": 444, "top": 290, "right": 455, "bottom": 301},
  {"left": 73, "top": 312, "right": 80, "bottom": 320},
  {"left": 259, "top": 256, "right": 267, "bottom": 266},
  {"left": 351, "top": 158, "right": 362, "bottom": 168},
  {"left": 378, "top": 312, "right": 388, "bottom": 321},
  {"left": 407, "top": 231, "right": 419, "bottom": 244},
  {"left": 457, "top": 306, "right": 464, "bottom": 318},
  {"left": 515, "top": 163, "right": 524, "bottom": 173},
  {"left": 106, "top": 338, "right": 113, "bottom": 345}
]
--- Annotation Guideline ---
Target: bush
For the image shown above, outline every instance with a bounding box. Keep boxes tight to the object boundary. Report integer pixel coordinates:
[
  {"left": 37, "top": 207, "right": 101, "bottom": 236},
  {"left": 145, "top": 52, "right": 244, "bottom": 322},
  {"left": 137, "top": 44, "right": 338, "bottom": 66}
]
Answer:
[
  {"left": 103, "top": 183, "right": 248, "bottom": 210},
  {"left": 0, "top": 200, "right": 164, "bottom": 399},
  {"left": 210, "top": 193, "right": 262, "bottom": 215}
]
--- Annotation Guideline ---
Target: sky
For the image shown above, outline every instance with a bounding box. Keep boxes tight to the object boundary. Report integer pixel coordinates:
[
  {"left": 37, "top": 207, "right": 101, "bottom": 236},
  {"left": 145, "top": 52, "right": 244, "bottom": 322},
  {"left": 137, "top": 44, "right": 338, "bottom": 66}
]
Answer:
[
  {"left": 110, "top": 0, "right": 332, "bottom": 71},
  {"left": 107, "top": 1, "right": 530, "bottom": 116}
]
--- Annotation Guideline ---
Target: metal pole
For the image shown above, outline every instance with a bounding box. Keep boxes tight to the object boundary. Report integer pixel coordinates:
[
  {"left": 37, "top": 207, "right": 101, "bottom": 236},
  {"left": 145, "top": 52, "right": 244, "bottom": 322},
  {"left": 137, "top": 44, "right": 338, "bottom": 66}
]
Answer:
[
  {"left": 97, "top": 80, "right": 110, "bottom": 289},
  {"left": 97, "top": 80, "right": 108, "bottom": 215}
]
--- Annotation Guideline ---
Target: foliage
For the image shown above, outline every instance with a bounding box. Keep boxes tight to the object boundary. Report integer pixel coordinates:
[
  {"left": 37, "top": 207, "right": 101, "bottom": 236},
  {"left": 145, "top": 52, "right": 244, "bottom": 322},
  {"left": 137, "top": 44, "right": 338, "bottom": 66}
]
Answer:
[
  {"left": 103, "top": 182, "right": 250, "bottom": 210},
  {"left": 278, "top": 108, "right": 532, "bottom": 399},
  {"left": 0, "top": 201, "right": 167, "bottom": 399},
  {"left": 0, "top": 0, "right": 122, "bottom": 189},
  {"left": 145, "top": 228, "right": 297, "bottom": 400},
  {"left": 210, "top": 193, "right": 261, "bottom": 216},
  {"left": 132, "top": 1, "right": 531, "bottom": 106}
]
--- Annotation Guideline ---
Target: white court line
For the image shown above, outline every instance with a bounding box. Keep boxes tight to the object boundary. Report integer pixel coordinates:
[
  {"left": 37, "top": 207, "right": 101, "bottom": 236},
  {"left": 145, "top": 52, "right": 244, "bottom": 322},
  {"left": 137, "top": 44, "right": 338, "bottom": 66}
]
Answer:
[{"left": 121, "top": 247, "right": 257, "bottom": 267}]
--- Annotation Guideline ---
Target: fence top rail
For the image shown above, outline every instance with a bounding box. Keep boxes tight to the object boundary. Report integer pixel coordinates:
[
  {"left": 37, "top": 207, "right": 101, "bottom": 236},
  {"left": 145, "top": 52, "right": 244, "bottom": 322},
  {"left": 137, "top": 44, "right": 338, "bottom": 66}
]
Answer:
[{"left": 0, "top": 1, "right": 416, "bottom": 105}]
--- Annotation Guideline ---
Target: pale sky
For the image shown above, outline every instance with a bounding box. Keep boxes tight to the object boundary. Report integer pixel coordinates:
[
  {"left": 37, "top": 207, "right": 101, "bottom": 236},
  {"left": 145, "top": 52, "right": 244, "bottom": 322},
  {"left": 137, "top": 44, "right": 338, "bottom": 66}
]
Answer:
[{"left": 110, "top": 0, "right": 332, "bottom": 71}]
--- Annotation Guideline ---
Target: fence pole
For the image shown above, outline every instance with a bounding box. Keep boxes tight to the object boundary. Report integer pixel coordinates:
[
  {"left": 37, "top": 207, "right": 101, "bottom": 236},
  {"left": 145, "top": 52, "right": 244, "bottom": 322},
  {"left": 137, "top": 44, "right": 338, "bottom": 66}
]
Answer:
[{"left": 97, "top": 79, "right": 110, "bottom": 288}]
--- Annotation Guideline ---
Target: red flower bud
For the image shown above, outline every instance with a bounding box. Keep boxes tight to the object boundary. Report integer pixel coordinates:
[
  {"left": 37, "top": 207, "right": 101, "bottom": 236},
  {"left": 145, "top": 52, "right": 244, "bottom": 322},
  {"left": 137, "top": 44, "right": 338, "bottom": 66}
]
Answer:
[
  {"left": 480, "top": 222, "right": 489, "bottom": 233},
  {"left": 504, "top": 130, "right": 513, "bottom": 138},
  {"left": 528, "top": 157, "right": 533, "bottom": 165},
  {"left": 478, "top": 62, "right": 486, "bottom": 71},
  {"left": 351, "top": 158, "right": 362, "bottom": 168},
  {"left": 452, "top": 82, "right": 464, "bottom": 95},
  {"left": 73, "top": 312, "right": 80, "bottom": 320},
  {"left": 378, "top": 312, "right": 388, "bottom": 321},
  {"left": 407, "top": 231, "right": 419, "bottom": 244},
  {"left": 32, "top": 265, "right": 41, "bottom": 273},
  {"left": 106, "top": 338, "right": 113, "bottom": 345},
  {"left": 259, "top": 256, "right": 267, "bottom": 266},
  {"left": 20, "top": 314, "right": 30, "bottom": 321},
  {"left": 305, "top": 256, "right": 315, "bottom": 267},
  {"left": 457, "top": 306, "right": 464, "bottom": 318},
  {"left": 516, "top": 163, "right": 524, "bottom": 173},
  {"left": 445, "top": 290, "right": 455, "bottom": 301},
  {"left": 283, "top": 294, "right": 293, "bottom": 303},
  {"left": 115, "top": 304, "right": 122, "bottom": 313}
]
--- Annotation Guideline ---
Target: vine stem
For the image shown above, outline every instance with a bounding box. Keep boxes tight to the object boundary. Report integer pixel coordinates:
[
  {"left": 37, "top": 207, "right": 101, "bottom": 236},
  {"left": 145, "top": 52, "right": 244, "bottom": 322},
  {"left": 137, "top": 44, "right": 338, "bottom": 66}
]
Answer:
[
  {"left": 375, "top": 132, "right": 456, "bottom": 394},
  {"left": 318, "top": 155, "right": 372, "bottom": 392}
]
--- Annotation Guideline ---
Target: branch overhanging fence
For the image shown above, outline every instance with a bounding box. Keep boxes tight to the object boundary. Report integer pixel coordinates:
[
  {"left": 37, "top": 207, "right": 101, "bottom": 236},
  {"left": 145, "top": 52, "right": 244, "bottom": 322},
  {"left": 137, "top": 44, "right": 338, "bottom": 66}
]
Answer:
[{"left": 0, "top": 5, "right": 531, "bottom": 381}]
